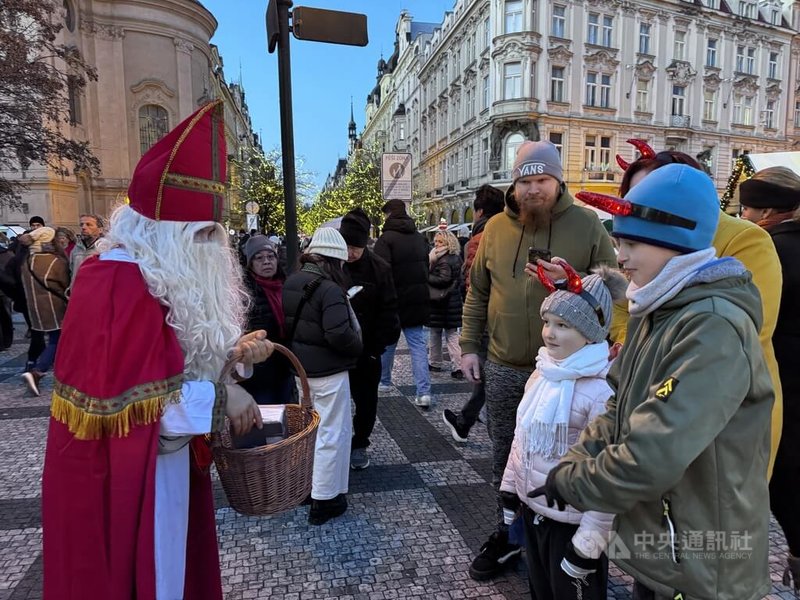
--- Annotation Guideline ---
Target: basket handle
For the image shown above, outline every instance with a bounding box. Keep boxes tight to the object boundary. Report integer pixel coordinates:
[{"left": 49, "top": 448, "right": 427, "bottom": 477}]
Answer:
[{"left": 219, "top": 342, "right": 312, "bottom": 410}]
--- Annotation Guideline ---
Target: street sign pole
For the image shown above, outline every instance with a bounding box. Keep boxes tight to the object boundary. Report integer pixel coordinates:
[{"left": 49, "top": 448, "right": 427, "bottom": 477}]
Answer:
[
  {"left": 274, "top": 0, "right": 299, "bottom": 272},
  {"left": 266, "top": 1, "right": 367, "bottom": 272}
]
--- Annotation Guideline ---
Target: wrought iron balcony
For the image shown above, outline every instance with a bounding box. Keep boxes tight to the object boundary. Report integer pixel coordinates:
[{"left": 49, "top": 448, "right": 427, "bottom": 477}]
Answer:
[{"left": 670, "top": 115, "right": 691, "bottom": 128}]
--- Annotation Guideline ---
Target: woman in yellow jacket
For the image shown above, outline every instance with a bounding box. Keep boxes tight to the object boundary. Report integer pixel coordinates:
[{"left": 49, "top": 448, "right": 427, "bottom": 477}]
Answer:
[{"left": 610, "top": 149, "right": 783, "bottom": 478}]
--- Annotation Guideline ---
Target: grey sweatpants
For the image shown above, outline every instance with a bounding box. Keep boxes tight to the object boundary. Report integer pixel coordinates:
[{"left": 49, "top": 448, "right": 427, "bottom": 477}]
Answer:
[{"left": 484, "top": 360, "right": 533, "bottom": 531}]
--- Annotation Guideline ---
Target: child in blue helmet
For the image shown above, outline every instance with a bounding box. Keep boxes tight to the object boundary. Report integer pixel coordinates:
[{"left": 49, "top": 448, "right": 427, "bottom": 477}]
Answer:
[{"left": 531, "top": 164, "right": 774, "bottom": 600}]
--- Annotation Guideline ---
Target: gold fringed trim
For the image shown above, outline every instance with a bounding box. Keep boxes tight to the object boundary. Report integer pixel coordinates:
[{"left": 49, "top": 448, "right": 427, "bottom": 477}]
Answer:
[{"left": 51, "top": 390, "right": 181, "bottom": 440}]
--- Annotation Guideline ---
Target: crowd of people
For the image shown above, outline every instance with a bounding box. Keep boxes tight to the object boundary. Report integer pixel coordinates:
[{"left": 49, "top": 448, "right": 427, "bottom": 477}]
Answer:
[
  {"left": 31, "top": 100, "right": 798, "bottom": 600},
  {"left": 0, "top": 213, "right": 105, "bottom": 396}
]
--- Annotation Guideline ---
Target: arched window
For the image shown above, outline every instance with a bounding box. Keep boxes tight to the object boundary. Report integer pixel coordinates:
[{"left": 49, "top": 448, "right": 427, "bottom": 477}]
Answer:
[
  {"left": 450, "top": 209, "right": 459, "bottom": 224},
  {"left": 67, "top": 76, "right": 81, "bottom": 125},
  {"left": 504, "top": 132, "right": 525, "bottom": 171},
  {"left": 64, "top": 0, "right": 75, "bottom": 32},
  {"left": 139, "top": 105, "right": 169, "bottom": 156}
]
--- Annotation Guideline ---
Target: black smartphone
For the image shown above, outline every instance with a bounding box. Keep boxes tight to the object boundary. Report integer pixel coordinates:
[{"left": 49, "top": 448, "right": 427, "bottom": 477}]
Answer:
[{"left": 528, "top": 247, "right": 552, "bottom": 264}]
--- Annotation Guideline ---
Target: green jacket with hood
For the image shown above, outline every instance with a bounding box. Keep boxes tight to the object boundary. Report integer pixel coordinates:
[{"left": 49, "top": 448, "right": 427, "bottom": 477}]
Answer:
[
  {"left": 555, "top": 258, "right": 773, "bottom": 600},
  {"left": 460, "top": 186, "right": 616, "bottom": 368}
]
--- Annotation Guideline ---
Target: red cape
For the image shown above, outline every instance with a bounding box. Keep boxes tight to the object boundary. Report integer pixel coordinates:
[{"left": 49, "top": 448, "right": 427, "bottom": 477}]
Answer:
[{"left": 42, "top": 256, "right": 222, "bottom": 600}]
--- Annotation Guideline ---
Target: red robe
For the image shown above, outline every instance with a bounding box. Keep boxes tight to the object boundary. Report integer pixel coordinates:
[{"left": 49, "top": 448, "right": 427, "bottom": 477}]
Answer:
[{"left": 42, "top": 256, "right": 222, "bottom": 599}]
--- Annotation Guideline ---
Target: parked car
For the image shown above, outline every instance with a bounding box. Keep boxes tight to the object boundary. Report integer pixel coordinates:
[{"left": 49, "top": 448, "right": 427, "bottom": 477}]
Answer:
[{"left": 0, "top": 225, "right": 25, "bottom": 242}]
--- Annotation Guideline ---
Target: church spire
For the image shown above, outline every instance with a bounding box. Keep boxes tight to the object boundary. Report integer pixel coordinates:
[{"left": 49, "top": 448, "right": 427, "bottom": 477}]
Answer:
[{"left": 348, "top": 97, "right": 357, "bottom": 141}]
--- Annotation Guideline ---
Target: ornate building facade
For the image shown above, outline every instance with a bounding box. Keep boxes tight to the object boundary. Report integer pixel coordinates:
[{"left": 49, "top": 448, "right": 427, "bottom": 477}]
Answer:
[
  {"left": 1, "top": 0, "right": 257, "bottom": 229},
  {"left": 362, "top": 0, "right": 800, "bottom": 226}
]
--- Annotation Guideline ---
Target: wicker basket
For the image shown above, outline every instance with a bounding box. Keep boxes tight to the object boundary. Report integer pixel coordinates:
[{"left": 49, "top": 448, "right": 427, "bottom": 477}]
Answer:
[{"left": 211, "top": 344, "right": 319, "bottom": 516}]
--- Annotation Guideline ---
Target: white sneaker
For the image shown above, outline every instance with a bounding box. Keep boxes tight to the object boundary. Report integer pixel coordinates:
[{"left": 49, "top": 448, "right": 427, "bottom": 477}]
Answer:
[
  {"left": 378, "top": 384, "right": 392, "bottom": 393},
  {"left": 414, "top": 394, "right": 432, "bottom": 409},
  {"left": 22, "top": 371, "right": 42, "bottom": 396}
]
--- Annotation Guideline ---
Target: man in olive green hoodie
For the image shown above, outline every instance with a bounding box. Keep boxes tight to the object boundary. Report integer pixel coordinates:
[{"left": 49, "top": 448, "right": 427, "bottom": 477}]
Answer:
[
  {"left": 461, "top": 140, "right": 615, "bottom": 581},
  {"left": 534, "top": 164, "right": 773, "bottom": 600}
]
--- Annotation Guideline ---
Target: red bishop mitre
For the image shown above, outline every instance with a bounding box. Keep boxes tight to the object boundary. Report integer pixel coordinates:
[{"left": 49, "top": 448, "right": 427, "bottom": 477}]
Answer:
[{"left": 127, "top": 100, "right": 227, "bottom": 222}]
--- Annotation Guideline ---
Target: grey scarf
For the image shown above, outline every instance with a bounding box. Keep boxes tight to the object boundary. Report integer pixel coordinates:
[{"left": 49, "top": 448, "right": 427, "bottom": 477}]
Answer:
[{"left": 627, "top": 248, "right": 717, "bottom": 317}]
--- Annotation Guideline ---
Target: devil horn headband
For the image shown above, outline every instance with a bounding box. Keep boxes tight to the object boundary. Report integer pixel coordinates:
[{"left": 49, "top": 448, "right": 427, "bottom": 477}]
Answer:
[
  {"left": 576, "top": 191, "right": 697, "bottom": 231},
  {"left": 536, "top": 259, "right": 606, "bottom": 326},
  {"left": 536, "top": 259, "right": 582, "bottom": 294},
  {"left": 615, "top": 139, "right": 657, "bottom": 171}
]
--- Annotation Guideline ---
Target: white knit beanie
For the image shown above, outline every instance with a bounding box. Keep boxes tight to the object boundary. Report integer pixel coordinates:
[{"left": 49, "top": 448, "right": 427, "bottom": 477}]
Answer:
[{"left": 305, "top": 227, "right": 348, "bottom": 262}]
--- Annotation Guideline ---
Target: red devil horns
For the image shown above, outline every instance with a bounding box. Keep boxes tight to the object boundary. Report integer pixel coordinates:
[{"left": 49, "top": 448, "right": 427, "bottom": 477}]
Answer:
[
  {"left": 536, "top": 264, "right": 557, "bottom": 293},
  {"left": 615, "top": 139, "right": 657, "bottom": 171},
  {"left": 576, "top": 190, "right": 697, "bottom": 230},
  {"left": 576, "top": 191, "right": 633, "bottom": 217},
  {"left": 536, "top": 259, "right": 583, "bottom": 294}
]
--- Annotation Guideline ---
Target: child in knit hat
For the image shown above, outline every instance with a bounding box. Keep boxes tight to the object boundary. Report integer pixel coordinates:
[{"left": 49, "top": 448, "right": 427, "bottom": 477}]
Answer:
[
  {"left": 500, "top": 262, "right": 626, "bottom": 599},
  {"left": 532, "top": 164, "right": 775, "bottom": 600}
]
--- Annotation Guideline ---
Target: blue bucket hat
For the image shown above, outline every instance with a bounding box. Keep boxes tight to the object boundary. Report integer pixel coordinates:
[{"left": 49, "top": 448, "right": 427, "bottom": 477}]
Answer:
[{"left": 578, "top": 164, "right": 719, "bottom": 253}]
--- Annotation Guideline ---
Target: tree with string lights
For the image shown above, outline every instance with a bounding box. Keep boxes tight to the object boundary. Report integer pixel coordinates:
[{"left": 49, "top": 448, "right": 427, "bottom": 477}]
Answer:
[{"left": 0, "top": 0, "right": 99, "bottom": 206}]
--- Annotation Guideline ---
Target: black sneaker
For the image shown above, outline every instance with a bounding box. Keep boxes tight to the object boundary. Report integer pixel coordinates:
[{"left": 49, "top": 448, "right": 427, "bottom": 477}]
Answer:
[
  {"left": 308, "top": 494, "right": 348, "bottom": 526},
  {"left": 468, "top": 531, "right": 522, "bottom": 581},
  {"left": 442, "top": 409, "right": 470, "bottom": 443},
  {"left": 428, "top": 364, "right": 444, "bottom": 372}
]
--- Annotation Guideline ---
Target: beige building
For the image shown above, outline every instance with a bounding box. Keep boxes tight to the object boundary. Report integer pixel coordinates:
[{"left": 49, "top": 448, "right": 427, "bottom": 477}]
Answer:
[
  {"left": 1, "top": 0, "right": 256, "bottom": 230},
  {"left": 362, "top": 0, "right": 800, "bottom": 226}
]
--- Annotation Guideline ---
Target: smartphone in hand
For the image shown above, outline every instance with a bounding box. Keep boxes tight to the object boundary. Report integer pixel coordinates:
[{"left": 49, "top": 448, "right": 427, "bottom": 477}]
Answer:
[
  {"left": 347, "top": 285, "right": 364, "bottom": 299},
  {"left": 527, "top": 247, "right": 552, "bottom": 264}
]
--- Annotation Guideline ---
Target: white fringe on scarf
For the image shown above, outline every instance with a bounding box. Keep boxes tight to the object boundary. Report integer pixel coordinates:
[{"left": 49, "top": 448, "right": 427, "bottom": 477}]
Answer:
[{"left": 516, "top": 343, "right": 610, "bottom": 468}]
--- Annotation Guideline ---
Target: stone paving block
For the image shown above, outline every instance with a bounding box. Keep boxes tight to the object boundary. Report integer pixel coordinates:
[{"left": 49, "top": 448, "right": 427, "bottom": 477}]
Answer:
[
  {"left": 0, "top": 407, "right": 50, "bottom": 422},
  {"left": 356, "top": 418, "right": 407, "bottom": 466},
  {"left": 464, "top": 458, "right": 493, "bottom": 484},
  {"left": 376, "top": 395, "right": 461, "bottom": 464},
  {"left": 0, "top": 419, "right": 47, "bottom": 499},
  {"left": 0, "top": 499, "right": 41, "bottom": 531},
  {"left": 349, "top": 464, "right": 426, "bottom": 494},
  {"left": 413, "top": 460, "right": 486, "bottom": 487},
  {"left": 0, "top": 530, "right": 41, "bottom": 594}
]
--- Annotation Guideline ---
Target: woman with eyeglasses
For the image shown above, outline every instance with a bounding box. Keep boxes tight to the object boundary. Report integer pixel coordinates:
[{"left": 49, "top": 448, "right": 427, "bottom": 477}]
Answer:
[{"left": 239, "top": 235, "right": 294, "bottom": 405}]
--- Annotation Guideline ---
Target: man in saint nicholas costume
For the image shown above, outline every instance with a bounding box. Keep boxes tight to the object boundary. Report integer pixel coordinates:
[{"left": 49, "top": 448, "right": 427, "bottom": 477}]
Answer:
[{"left": 41, "top": 100, "right": 272, "bottom": 599}]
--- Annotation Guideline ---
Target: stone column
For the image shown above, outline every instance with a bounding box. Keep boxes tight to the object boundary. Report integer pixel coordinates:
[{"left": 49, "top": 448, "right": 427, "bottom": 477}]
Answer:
[
  {"left": 81, "top": 19, "right": 128, "bottom": 216},
  {"left": 174, "top": 38, "right": 195, "bottom": 119}
]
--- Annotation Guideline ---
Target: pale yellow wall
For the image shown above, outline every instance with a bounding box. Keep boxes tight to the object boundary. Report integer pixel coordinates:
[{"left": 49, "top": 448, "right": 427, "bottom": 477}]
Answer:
[{"left": 6, "top": 0, "right": 228, "bottom": 227}]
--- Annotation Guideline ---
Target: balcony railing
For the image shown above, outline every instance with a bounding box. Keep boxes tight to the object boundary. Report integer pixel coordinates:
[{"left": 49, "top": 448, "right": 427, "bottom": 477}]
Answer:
[
  {"left": 670, "top": 115, "right": 691, "bottom": 128},
  {"left": 492, "top": 170, "right": 511, "bottom": 181}
]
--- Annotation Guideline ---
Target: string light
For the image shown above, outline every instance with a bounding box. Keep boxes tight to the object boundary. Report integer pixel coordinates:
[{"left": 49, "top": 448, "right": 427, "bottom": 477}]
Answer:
[{"left": 720, "top": 156, "right": 755, "bottom": 211}]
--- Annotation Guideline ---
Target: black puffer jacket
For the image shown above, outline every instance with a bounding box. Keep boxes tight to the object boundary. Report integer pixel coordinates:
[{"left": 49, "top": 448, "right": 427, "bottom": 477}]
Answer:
[
  {"left": 427, "top": 253, "right": 463, "bottom": 330},
  {"left": 240, "top": 273, "right": 293, "bottom": 404},
  {"left": 374, "top": 215, "right": 430, "bottom": 328},
  {"left": 768, "top": 219, "right": 800, "bottom": 461},
  {"left": 282, "top": 263, "right": 362, "bottom": 377},
  {"left": 344, "top": 249, "right": 401, "bottom": 358}
]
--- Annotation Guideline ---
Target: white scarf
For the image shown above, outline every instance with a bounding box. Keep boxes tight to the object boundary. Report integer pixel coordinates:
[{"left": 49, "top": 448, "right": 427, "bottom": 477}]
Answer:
[
  {"left": 517, "top": 343, "right": 610, "bottom": 466},
  {"left": 627, "top": 247, "right": 717, "bottom": 317}
]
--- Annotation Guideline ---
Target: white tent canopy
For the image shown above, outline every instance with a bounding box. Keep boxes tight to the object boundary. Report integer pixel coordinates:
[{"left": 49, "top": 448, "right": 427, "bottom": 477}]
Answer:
[
  {"left": 746, "top": 151, "right": 800, "bottom": 174},
  {"left": 419, "top": 223, "right": 472, "bottom": 234}
]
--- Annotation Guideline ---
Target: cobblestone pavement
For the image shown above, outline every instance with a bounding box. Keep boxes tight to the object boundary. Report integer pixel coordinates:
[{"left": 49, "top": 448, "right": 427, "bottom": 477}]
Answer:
[{"left": 0, "top": 327, "right": 796, "bottom": 599}]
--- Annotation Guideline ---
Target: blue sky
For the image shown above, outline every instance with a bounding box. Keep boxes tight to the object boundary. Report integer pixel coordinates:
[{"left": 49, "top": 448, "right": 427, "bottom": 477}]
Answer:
[{"left": 201, "top": 0, "right": 455, "bottom": 195}]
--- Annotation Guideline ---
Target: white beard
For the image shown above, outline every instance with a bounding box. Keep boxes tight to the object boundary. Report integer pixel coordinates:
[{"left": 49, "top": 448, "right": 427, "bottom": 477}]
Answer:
[{"left": 102, "top": 205, "right": 248, "bottom": 380}]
